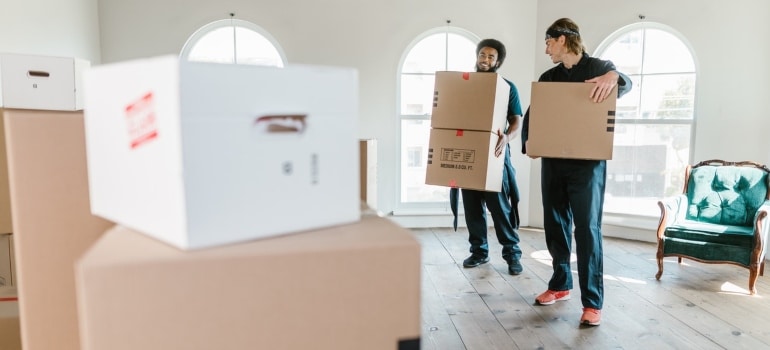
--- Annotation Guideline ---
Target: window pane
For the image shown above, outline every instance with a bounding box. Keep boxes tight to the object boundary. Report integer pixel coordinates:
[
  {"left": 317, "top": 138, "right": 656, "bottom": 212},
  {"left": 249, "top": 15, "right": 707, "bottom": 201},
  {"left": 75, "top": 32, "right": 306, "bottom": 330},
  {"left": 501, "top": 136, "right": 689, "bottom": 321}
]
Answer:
[
  {"left": 188, "top": 27, "right": 235, "bottom": 64},
  {"left": 402, "top": 34, "right": 448, "bottom": 73},
  {"left": 639, "top": 74, "right": 696, "bottom": 120},
  {"left": 407, "top": 147, "right": 422, "bottom": 167},
  {"left": 599, "top": 24, "right": 695, "bottom": 218},
  {"left": 234, "top": 27, "right": 283, "bottom": 67},
  {"left": 643, "top": 29, "right": 695, "bottom": 74},
  {"left": 400, "top": 74, "right": 435, "bottom": 115},
  {"left": 400, "top": 30, "right": 477, "bottom": 205},
  {"left": 601, "top": 30, "right": 643, "bottom": 75},
  {"left": 615, "top": 75, "right": 642, "bottom": 119},
  {"left": 401, "top": 120, "right": 449, "bottom": 202},
  {"left": 607, "top": 124, "right": 691, "bottom": 215}
]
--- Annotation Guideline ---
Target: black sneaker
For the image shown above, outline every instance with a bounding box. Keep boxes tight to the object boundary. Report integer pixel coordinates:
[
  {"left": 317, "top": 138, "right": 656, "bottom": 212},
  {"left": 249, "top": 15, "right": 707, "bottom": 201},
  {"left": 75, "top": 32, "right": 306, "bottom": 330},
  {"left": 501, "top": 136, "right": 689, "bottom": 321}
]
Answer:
[
  {"left": 462, "top": 255, "right": 490, "bottom": 268},
  {"left": 508, "top": 260, "right": 523, "bottom": 275}
]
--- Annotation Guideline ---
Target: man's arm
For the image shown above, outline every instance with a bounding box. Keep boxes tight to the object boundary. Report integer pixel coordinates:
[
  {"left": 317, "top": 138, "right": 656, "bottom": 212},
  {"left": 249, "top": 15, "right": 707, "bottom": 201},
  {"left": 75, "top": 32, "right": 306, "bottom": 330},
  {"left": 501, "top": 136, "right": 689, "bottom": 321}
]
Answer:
[
  {"left": 586, "top": 70, "right": 619, "bottom": 103},
  {"left": 495, "top": 114, "right": 521, "bottom": 157}
]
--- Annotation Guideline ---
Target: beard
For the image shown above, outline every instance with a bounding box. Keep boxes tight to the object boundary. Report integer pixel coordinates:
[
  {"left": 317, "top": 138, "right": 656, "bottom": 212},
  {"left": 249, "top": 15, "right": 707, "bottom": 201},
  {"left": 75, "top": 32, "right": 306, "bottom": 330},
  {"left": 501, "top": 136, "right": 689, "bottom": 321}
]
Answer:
[{"left": 476, "top": 63, "right": 498, "bottom": 73}]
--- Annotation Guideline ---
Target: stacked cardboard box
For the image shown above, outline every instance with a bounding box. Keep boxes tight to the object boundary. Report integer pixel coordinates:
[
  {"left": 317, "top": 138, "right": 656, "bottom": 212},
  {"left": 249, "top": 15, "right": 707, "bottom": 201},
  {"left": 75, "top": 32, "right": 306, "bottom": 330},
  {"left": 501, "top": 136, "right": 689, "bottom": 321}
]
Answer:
[
  {"left": 359, "top": 138, "right": 377, "bottom": 209},
  {"left": 425, "top": 71, "right": 510, "bottom": 192},
  {"left": 0, "top": 287, "right": 21, "bottom": 350},
  {"left": 2, "top": 53, "right": 110, "bottom": 350},
  {"left": 526, "top": 82, "right": 618, "bottom": 160},
  {"left": 82, "top": 56, "right": 361, "bottom": 250},
  {"left": 4, "top": 110, "right": 113, "bottom": 350},
  {"left": 75, "top": 214, "right": 421, "bottom": 350},
  {"left": 74, "top": 56, "right": 421, "bottom": 349},
  {"left": 0, "top": 234, "right": 11, "bottom": 287},
  {"left": 0, "top": 108, "right": 10, "bottom": 236}
]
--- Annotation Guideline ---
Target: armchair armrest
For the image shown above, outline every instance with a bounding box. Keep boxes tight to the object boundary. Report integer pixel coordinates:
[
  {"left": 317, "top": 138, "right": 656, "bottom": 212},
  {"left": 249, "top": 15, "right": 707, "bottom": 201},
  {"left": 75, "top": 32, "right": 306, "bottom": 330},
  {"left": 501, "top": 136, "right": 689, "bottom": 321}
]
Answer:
[
  {"left": 657, "top": 194, "right": 688, "bottom": 241},
  {"left": 753, "top": 200, "right": 770, "bottom": 261}
]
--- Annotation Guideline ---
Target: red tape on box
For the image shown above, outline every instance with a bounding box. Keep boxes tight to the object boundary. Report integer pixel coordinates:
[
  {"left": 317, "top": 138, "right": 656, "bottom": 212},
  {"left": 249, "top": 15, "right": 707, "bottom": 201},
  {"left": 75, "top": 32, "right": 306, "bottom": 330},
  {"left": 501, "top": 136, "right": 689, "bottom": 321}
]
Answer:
[{"left": 124, "top": 91, "right": 159, "bottom": 149}]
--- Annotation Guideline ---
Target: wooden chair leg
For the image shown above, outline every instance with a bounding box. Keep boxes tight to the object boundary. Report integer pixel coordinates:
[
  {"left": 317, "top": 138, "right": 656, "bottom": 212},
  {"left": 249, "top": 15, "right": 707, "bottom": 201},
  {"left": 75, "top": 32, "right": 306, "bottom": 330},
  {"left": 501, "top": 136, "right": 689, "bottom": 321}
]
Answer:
[
  {"left": 749, "top": 266, "right": 759, "bottom": 295},
  {"left": 656, "top": 256, "right": 663, "bottom": 280}
]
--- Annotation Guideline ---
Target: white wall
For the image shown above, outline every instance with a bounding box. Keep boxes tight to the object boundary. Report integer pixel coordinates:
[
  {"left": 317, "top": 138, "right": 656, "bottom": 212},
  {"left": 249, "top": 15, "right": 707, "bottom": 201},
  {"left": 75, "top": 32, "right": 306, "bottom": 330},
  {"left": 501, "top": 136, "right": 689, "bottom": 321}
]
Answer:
[
  {"left": 93, "top": 0, "right": 770, "bottom": 233},
  {"left": 0, "top": 0, "right": 101, "bottom": 62},
  {"left": 528, "top": 0, "right": 770, "bottom": 230},
  {"left": 96, "top": 0, "right": 539, "bottom": 224}
]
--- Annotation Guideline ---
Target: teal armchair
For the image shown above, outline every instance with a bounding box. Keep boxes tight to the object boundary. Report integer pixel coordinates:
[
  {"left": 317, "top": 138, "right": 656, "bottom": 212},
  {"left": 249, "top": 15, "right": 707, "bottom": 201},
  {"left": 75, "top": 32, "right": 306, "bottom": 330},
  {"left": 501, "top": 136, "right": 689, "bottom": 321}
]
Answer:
[{"left": 655, "top": 160, "right": 770, "bottom": 295}]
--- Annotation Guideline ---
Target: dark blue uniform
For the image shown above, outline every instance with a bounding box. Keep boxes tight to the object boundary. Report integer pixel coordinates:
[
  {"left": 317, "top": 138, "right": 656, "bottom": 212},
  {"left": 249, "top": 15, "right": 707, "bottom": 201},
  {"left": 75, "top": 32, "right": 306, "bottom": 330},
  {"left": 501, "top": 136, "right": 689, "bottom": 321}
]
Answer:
[
  {"left": 521, "top": 52, "right": 632, "bottom": 309},
  {"left": 452, "top": 78, "right": 523, "bottom": 265}
]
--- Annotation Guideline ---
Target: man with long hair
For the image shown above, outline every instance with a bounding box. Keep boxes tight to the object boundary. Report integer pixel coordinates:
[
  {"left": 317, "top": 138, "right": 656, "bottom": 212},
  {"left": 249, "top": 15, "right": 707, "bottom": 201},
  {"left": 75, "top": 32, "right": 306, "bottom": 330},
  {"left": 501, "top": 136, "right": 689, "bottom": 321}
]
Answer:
[{"left": 522, "top": 18, "right": 632, "bottom": 326}]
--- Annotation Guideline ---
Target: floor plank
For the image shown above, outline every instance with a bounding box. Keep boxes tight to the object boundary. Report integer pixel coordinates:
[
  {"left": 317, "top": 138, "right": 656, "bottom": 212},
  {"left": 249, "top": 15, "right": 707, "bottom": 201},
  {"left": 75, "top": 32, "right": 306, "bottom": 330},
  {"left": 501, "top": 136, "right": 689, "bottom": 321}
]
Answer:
[{"left": 417, "top": 226, "right": 770, "bottom": 350}]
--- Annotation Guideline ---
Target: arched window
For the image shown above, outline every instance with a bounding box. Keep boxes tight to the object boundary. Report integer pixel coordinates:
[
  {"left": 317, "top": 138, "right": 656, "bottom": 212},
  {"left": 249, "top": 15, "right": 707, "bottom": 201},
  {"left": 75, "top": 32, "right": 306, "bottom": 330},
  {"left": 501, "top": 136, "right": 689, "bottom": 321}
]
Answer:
[
  {"left": 397, "top": 27, "right": 479, "bottom": 208},
  {"left": 596, "top": 23, "right": 697, "bottom": 216},
  {"left": 180, "top": 19, "right": 286, "bottom": 67}
]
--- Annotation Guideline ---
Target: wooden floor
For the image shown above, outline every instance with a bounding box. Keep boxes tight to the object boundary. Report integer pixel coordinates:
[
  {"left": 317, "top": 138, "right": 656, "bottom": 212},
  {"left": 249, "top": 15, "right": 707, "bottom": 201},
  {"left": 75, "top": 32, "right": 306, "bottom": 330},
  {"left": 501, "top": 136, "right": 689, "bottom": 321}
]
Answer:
[{"left": 415, "top": 226, "right": 770, "bottom": 350}]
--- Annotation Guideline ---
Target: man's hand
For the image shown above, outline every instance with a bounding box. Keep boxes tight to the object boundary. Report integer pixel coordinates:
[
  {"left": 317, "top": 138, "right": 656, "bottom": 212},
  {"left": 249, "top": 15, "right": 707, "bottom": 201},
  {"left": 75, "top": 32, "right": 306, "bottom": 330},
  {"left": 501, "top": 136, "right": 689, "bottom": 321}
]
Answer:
[
  {"left": 494, "top": 129, "right": 509, "bottom": 157},
  {"left": 586, "top": 71, "right": 619, "bottom": 103}
]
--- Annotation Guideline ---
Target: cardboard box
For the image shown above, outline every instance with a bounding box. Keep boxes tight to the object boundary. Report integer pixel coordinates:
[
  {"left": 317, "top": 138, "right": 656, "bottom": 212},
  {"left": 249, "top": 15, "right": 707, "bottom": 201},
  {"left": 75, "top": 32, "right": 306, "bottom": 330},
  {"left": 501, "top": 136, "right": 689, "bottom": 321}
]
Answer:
[
  {"left": 431, "top": 71, "right": 510, "bottom": 132},
  {"left": 3, "top": 110, "right": 114, "bottom": 350},
  {"left": 75, "top": 214, "right": 421, "bottom": 350},
  {"left": 7, "top": 235, "right": 13, "bottom": 287},
  {"left": 425, "top": 128, "right": 503, "bottom": 192},
  {"left": 0, "top": 110, "right": 11, "bottom": 234},
  {"left": 527, "top": 82, "right": 617, "bottom": 160},
  {"left": 0, "top": 289, "right": 21, "bottom": 350},
  {"left": 0, "top": 54, "right": 89, "bottom": 111},
  {"left": 359, "top": 139, "right": 377, "bottom": 209},
  {"left": 0, "top": 234, "right": 11, "bottom": 287},
  {"left": 83, "top": 56, "right": 360, "bottom": 250}
]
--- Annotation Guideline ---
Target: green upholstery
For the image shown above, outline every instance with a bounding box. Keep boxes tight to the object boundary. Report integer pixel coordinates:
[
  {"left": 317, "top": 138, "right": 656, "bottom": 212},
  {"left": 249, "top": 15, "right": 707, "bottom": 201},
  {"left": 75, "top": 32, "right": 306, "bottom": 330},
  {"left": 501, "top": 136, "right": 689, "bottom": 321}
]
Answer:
[{"left": 656, "top": 160, "right": 770, "bottom": 295}]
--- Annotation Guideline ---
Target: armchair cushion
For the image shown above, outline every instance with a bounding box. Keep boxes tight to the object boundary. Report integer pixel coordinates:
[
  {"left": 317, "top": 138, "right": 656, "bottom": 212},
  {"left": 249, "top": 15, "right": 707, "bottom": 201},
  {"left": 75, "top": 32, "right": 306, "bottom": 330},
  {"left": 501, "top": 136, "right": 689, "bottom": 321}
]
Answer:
[
  {"left": 686, "top": 165, "right": 768, "bottom": 226},
  {"left": 664, "top": 220, "right": 754, "bottom": 265}
]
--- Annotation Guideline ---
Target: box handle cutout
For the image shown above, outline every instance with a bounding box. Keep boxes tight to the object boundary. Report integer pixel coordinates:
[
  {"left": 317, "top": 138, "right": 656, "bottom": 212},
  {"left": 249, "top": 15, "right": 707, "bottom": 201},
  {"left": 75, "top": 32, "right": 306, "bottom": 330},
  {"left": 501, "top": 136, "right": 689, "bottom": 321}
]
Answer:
[
  {"left": 254, "top": 114, "right": 307, "bottom": 134},
  {"left": 27, "top": 70, "right": 50, "bottom": 78}
]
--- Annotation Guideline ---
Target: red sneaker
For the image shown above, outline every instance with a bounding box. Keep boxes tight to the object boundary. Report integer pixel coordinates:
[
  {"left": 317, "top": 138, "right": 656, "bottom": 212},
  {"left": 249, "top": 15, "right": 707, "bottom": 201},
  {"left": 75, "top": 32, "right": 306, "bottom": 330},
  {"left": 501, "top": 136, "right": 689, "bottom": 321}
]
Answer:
[
  {"left": 535, "top": 290, "right": 571, "bottom": 305},
  {"left": 580, "top": 307, "right": 601, "bottom": 326}
]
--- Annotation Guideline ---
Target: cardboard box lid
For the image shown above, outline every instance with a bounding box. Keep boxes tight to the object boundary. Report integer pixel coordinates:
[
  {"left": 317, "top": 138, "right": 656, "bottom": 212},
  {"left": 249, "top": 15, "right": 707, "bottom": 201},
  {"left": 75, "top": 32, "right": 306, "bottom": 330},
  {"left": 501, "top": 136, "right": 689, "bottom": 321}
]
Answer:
[
  {"left": 527, "top": 82, "right": 617, "bottom": 160},
  {"left": 80, "top": 216, "right": 418, "bottom": 264}
]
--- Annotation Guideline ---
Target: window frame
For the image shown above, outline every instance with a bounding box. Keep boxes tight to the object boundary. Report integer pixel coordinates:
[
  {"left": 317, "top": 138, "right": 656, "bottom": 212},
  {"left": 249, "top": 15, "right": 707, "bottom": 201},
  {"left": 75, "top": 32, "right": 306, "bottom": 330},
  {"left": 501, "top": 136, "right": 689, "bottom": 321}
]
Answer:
[
  {"left": 595, "top": 22, "right": 699, "bottom": 218},
  {"left": 179, "top": 18, "right": 288, "bottom": 66},
  {"left": 395, "top": 26, "right": 480, "bottom": 211}
]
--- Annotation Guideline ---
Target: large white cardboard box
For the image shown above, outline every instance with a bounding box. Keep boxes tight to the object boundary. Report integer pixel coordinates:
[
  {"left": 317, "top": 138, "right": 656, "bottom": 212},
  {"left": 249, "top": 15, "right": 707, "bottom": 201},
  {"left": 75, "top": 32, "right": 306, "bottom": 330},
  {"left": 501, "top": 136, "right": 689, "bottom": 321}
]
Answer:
[
  {"left": 0, "top": 53, "right": 89, "bottom": 111},
  {"left": 84, "top": 56, "right": 360, "bottom": 250}
]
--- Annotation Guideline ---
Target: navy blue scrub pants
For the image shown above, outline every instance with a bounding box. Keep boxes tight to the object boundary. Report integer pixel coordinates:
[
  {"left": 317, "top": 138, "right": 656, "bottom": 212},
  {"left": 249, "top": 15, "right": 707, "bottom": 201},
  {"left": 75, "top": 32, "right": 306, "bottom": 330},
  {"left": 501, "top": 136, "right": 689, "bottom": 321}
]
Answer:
[
  {"left": 541, "top": 158, "right": 606, "bottom": 310},
  {"left": 462, "top": 146, "right": 522, "bottom": 263}
]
